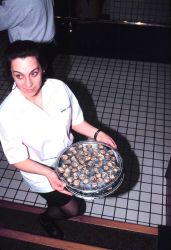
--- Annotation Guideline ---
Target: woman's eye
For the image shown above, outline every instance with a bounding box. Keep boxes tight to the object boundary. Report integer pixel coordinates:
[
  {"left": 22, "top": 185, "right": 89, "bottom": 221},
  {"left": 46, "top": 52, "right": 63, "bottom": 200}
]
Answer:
[
  {"left": 31, "top": 71, "right": 38, "bottom": 77},
  {"left": 15, "top": 74, "right": 23, "bottom": 79}
]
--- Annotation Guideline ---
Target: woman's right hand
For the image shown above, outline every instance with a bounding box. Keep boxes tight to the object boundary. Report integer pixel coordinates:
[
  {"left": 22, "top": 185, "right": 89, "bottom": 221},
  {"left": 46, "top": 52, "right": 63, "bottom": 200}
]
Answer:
[
  {"left": 47, "top": 169, "right": 72, "bottom": 196},
  {"left": 13, "top": 159, "right": 72, "bottom": 195}
]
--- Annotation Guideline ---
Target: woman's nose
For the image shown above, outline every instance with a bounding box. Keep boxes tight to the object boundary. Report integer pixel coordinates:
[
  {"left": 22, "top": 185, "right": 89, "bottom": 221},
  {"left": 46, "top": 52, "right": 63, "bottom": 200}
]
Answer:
[{"left": 25, "top": 77, "right": 33, "bottom": 88}]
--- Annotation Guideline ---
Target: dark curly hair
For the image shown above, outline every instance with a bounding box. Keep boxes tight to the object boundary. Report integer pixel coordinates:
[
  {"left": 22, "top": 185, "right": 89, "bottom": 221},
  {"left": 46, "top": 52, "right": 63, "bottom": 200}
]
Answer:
[{"left": 4, "top": 40, "right": 47, "bottom": 84}]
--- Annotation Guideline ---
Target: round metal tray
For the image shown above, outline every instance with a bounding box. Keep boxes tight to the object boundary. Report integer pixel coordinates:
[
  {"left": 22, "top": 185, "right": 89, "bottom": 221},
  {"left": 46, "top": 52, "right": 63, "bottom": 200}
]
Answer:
[{"left": 55, "top": 140, "right": 124, "bottom": 200}]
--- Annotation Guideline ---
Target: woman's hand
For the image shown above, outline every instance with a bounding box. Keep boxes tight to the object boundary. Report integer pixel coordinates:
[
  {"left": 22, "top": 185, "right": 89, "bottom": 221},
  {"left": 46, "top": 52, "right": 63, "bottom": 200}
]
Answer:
[
  {"left": 46, "top": 169, "right": 72, "bottom": 196},
  {"left": 72, "top": 121, "right": 117, "bottom": 149},
  {"left": 95, "top": 131, "right": 117, "bottom": 149},
  {"left": 13, "top": 159, "right": 72, "bottom": 195}
]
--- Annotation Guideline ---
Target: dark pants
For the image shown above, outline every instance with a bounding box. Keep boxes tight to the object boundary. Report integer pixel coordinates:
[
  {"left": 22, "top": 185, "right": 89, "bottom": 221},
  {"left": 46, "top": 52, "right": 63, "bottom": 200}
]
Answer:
[{"left": 39, "top": 190, "right": 86, "bottom": 216}]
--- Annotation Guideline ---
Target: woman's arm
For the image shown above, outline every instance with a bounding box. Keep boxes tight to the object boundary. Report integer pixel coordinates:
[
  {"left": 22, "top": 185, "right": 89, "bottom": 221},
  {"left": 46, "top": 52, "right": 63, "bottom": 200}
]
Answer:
[
  {"left": 72, "top": 120, "right": 117, "bottom": 148},
  {"left": 13, "top": 159, "right": 72, "bottom": 195}
]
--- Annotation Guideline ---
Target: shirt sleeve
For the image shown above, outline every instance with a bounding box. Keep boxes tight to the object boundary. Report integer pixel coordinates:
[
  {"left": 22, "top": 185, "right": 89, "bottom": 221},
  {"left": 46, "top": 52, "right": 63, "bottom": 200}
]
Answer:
[
  {"left": 0, "top": 118, "right": 29, "bottom": 164},
  {"left": 0, "top": 0, "right": 27, "bottom": 31}
]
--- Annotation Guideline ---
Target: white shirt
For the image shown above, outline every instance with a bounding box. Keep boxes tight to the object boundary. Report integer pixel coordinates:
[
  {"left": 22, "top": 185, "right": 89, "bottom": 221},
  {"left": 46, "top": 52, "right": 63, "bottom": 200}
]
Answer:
[
  {"left": 0, "top": 0, "right": 55, "bottom": 43},
  {"left": 0, "top": 79, "right": 84, "bottom": 192}
]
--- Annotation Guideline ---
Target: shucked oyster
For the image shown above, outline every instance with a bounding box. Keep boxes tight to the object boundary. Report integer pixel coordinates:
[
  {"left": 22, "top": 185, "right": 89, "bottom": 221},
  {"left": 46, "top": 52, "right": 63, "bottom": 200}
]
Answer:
[{"left": 57, "top": 142, "right": 121, "bottom": 191}]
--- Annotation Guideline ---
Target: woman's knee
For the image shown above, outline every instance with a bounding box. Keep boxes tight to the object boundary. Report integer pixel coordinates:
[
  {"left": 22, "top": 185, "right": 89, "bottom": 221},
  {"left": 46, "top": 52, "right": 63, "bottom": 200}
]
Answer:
[{"left": 61, "top": 197, "right": 86, "bottom": 217}]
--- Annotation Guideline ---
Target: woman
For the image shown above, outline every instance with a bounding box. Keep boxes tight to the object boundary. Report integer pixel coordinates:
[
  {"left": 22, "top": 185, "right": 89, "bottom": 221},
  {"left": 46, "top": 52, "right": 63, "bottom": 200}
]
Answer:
[{"left": 0, "top": 40, "right": 117, "bottom": 239}]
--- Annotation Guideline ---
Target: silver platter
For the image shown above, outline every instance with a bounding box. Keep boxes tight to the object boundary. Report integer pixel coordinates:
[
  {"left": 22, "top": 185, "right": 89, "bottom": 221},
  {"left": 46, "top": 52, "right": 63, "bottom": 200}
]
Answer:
[{"left": 55, "top": 140, "right": 124, "bottom": 200}]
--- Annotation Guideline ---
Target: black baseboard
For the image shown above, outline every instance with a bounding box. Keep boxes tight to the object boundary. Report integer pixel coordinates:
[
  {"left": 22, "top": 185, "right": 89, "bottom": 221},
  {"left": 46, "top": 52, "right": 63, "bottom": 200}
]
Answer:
[
  {"left": 158, "top": 225, "right": 171, "bottom": 250},
  {"left": 56, "top": 20, "right": 171, "bottom": 64}
]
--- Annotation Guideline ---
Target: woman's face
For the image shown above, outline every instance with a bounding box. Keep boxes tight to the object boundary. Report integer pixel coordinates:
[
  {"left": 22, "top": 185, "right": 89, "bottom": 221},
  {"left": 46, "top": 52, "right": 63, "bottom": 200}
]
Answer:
[{"left": 11, "top": 56, "right": 43, "bottom": 100}]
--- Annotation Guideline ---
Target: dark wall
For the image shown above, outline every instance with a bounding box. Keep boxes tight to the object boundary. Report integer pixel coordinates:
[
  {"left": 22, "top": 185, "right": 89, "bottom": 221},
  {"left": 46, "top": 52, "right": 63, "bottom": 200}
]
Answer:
[
  {"left": 56, "top": 19, "right": 171, "bottom": 63},
  {"left": 54, "top": 0, "right": 171, "bottom": 63},
  {"left": 54, "top": 0, "right": 171, "bottom": 26}
]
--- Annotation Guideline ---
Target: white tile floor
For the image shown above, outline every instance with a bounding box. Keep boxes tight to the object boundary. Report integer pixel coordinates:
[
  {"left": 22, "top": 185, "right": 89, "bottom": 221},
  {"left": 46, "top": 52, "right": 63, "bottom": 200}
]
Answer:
[{"left": 0, "top": 32, "right": 171, "bottom": 227}]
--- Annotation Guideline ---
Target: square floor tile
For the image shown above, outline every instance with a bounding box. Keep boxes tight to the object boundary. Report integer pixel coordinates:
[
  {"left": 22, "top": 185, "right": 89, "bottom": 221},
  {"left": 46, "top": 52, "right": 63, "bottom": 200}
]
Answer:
[
  {"left": 126, "top": 209, "right": 138, "bottom": 221},
  {"left": 115, "top": 208, "right": 127, "bottom": 219}
]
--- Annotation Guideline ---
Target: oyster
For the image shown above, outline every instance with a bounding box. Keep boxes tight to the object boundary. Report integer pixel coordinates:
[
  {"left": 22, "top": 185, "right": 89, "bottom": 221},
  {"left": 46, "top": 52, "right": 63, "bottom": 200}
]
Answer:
[{"left": 57, "top": 141, "right": 121, "bottom": 191}]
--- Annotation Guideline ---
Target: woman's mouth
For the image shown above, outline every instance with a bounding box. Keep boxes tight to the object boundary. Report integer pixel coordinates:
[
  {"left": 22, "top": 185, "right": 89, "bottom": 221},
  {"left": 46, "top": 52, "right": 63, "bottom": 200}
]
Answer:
[{"left": 24, "top": 88, "right": 35, "bottom": 93}]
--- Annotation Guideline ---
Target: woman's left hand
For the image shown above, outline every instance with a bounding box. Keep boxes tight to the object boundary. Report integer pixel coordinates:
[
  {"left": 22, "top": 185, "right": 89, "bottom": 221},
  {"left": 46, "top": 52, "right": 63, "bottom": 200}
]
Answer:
[
  {"left": 72, "top": 121, "right": 117, "bottom": 149},
  {"left": 95, "top": 131, "right": 117, "bottom": 149}
]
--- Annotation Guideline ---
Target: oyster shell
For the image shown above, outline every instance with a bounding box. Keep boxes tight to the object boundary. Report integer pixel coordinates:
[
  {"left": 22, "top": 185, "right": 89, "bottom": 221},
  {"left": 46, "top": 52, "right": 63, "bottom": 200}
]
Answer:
[{"left": 57, "top": 142, "right": 121, "bottom": 191}]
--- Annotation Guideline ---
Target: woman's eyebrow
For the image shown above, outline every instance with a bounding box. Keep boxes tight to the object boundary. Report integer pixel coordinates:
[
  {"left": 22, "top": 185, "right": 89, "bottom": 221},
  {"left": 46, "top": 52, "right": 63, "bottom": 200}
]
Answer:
[
  {"left": 12, "top": 67, "right": 40, "bottom": 74},
  {"left": 13, "top": 70, "right": 23, "bottom": 74},
  {"left": 30, "top": 67, "right": 40, "bottom": 73}
]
